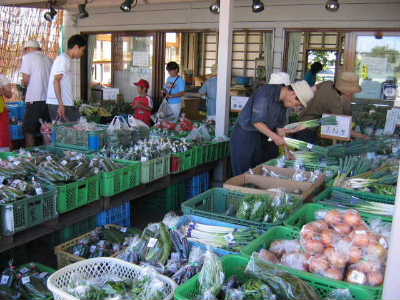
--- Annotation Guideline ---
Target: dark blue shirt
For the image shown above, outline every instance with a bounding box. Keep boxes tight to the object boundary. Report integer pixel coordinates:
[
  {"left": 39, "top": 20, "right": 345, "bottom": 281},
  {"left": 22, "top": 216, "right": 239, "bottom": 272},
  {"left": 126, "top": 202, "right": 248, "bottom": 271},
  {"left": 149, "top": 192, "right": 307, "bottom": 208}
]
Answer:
[{"left": 237, "top": 84, "right": 287, "bottom": 132}]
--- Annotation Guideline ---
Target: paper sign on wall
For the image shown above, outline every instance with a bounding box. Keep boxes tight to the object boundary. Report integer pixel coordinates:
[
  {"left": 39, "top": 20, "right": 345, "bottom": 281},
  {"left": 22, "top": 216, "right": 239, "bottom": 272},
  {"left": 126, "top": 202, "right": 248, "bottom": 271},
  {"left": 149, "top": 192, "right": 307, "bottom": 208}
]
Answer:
[
  {"left": 320, "top": 114, "right": 352, "bottom": 141},
  {"left": 231, "top": 96, "right": 249, "bottom": 111}
]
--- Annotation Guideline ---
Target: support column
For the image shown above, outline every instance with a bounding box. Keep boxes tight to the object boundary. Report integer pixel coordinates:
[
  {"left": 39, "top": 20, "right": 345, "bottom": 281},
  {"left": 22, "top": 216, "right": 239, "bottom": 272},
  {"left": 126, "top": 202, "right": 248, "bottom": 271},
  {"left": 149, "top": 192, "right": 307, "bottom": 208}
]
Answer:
[
  {"left": 215, "top": 0, "right": 233, "bottom": 137},
  {"left": 382, "top": 162, "right": 400, "bottom": 299}
]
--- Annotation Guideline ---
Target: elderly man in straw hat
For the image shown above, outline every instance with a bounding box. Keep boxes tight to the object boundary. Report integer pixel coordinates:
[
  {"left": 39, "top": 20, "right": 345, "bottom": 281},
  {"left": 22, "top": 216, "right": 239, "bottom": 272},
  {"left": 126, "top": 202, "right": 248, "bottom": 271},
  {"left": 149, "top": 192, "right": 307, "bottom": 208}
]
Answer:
[
  {"left": 198, "top": 64, "right": 218, "bottom": 120},
  {"left": 296, "top": 72, "right": 369, "bottom": 143}
]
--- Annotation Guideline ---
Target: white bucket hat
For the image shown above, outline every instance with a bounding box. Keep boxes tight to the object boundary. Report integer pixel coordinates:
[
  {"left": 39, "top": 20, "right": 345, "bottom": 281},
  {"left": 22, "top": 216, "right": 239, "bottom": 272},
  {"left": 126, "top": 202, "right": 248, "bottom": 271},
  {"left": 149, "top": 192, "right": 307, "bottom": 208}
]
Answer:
[
  {"left": 24, "top": 40, "right": 41, "bottom": 49},
  {"left": 290, "top": 80, "right": 314, "bottom": 108},
  {"left": 269, "top": 72, "right": 290, "bottom": 86}
]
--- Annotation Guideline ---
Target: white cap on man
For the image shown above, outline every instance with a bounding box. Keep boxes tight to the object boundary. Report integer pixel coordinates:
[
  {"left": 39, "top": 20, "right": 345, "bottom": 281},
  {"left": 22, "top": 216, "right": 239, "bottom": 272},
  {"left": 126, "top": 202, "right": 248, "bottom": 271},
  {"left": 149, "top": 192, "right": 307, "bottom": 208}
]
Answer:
[
  {"left": 24, "top": 40, "right": 41, "bottom": 49},
  {"left": 269, "top": 72, "right": 291, "bottom": 86}
]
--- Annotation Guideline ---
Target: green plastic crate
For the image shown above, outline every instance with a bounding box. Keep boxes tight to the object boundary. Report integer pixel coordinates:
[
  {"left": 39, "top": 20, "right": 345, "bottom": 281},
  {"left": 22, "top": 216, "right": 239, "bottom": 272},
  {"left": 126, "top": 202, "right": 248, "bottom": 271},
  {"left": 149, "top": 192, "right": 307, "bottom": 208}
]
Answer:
[
  {"left": 100, "top": 161, "right": 141, "bottom": 197},
  {"left": 181, "top": 188, "right": 283, "bottom": 231},
  {"left": 0, "top": 186, "right": 57, "bottom": 236},
  {"left": 175, "top": 254, "right": 378, "bottom": 300},
  {"left": 240, "top": 227, "right": 383, "bottom": 300},
  {"left": 285, "top": 201, "right": 392, "bottom": 229},
  {"left": 54, "top": 123, "right": 107, "bottom": 151},
  {"left": 57, "top": 174, "right": 100, "bottom": 214},
  {"left": 0, "top": 151, "right": 17, "bottom": 159},
  {"left": 19, "top": 262, "right": 56, "bottom": 300},
  {"left": 193, "top": 146, "right": 204, "bottom": 166},
  {"left": 129, "top": 155, "right": 170, "bottom": 184}
]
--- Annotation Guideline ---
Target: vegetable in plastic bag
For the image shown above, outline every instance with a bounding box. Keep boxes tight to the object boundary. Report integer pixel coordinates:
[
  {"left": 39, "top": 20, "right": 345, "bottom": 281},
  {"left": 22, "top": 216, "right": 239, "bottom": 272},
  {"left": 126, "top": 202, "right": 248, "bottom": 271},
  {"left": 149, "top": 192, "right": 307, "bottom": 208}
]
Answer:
[
  {"left": 245, "top": 253, "right": 321, "bottom": 300},
  {"left": 236, "top": 196, "right": 254, "bottom": 220},
  {"left": 198, "top": 249, "right": 224, "bottom": 298},
  {"left": 324, "top": 288, "right": 353, "bottom": 300},
  {"left": 243, "top": 278, "right": 276, "bottom": 300}
]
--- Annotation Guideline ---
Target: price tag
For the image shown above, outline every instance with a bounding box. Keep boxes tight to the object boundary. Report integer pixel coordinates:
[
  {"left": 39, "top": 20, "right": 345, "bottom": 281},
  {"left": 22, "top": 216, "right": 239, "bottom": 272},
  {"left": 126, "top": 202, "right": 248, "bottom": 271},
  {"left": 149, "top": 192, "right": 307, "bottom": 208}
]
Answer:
[
  {"left": 19, "top": 267, "right": 30, "bottom": 274},
  {"left": 22, "top": 276, "right": 30, "bottom": 285},
  {"left": 141, "top": 157, "right": 148, "bottom": 162},
  {"left": 38, "top": 272, "right": 48, "bottom": 279},
  {"left": 147, "top": 238, "right": 158, "bottom": 248},
  {"left": 1, "top": 275, "right": 9, "bottom": 285},
  {"left": 35, "top": 188, "right": 43, "bottom": 195},
  {"left": 306, "top": 143, "right": 313, "bottom": 150},
  {"left": 120, "top": 227, "right": 127, "bottom": 233},
  {"left": 61, "top": 160, "right": 68, "bottom": 166},
  {"left": 98, "top": 240, "right": 105, "bottom": 247},
  {"left": 321, "top": 114, "right": 352, "bottom": 141},
  {"left": 90, "top": 245, "right": 97, "bottom": 253},
  {"left": 13, "top": 161, "right": 21, "bottom": 166},
  {"left": 46, "top": 156, "right": 52, "bottom": 161}
]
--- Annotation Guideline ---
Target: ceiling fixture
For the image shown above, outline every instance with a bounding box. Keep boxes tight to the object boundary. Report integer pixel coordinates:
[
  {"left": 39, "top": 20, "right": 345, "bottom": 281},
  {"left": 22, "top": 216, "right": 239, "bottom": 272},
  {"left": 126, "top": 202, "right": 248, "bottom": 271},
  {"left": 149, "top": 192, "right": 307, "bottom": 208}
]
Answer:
[
  {"left": 120, "top": 0, "right": 137, "bottom": 12},
  {"left": 375, "top": 32, "right": 383, "bottom": 39},
  {"left": 325, "top": 0, "right": 340, "bottom": 12},
  {"left": 79, "top": 0, "right": 89, "bottom": 18},
  {"left": 252, "top": 0, "right": 264, "bottom": 13},
  {"left": 209, "top": 0, "right": 220, "bottom": 14},
  {"left": 44, "top": 1, "right": 57, "bottom": 22}
]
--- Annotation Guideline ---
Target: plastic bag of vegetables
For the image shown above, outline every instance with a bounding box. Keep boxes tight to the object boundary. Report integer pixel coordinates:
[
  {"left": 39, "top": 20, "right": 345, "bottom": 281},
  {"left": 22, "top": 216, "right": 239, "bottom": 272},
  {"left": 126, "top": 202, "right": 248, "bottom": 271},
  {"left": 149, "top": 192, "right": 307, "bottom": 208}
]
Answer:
[
  {"left": 171, "top": 246, "right": 205, "bottom": 285},
  {"left": 245, "top": 253, "right": 321, "bottom": 300},
  {"left": 198, "top": 249, "right": 224, "bottom": 299}
]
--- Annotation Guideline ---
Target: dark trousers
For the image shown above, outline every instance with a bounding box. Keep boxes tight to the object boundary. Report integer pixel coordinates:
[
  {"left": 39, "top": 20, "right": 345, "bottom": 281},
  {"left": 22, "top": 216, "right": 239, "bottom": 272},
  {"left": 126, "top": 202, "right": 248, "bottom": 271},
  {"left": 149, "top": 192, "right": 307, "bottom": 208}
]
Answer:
[
  {"left": 230, "top": 125, "right": 279, "bottom": 176},
  {"left": 293, "top": 128, "right": 318, "bottom": 144}
]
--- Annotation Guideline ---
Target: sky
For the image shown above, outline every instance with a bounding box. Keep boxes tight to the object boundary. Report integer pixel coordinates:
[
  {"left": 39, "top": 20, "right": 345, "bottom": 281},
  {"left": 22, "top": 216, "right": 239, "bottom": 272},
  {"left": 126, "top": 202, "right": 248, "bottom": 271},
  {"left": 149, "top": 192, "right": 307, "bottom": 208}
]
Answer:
[{"left": 357, "top": 36, "right": 400, "bottom": 53}]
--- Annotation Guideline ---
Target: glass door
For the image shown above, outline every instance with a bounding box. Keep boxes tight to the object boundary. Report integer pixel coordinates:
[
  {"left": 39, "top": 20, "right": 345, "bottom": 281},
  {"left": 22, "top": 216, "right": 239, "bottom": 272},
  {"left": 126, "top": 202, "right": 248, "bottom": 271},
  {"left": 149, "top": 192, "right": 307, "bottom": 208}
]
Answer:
[{"left": 113, "top": 33, "right": 155, "bottom": 102}]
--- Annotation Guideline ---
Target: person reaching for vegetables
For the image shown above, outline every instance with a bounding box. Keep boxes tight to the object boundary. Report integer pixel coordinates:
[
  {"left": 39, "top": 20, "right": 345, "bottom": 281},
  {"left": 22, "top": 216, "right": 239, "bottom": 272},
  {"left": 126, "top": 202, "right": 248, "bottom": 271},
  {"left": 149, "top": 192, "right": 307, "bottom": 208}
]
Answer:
[
  {"left": 230, "top": 80, "right": 314, "bottom": 176},
  {"left": 131, "top": 79, "right": 153, "bottom": 126}
]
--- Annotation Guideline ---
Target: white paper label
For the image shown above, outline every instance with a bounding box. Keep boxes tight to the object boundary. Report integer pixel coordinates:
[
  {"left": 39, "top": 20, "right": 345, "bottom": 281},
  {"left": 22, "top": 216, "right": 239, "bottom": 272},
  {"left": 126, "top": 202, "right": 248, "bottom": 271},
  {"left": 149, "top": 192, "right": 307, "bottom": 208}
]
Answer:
[
  {"left": 306, "top": 143, "right": 313, "bottom": 150},
  {"left": 141, "top": 157, "right": 148, "bottom": 162},
  {"left": 13, "top": 161, "right": 20, "bottom": 166},
  {"left": 61, "top": 160, "right": 68, "bottom": 166},
  {"left": 98, "top": 240, "right": 105, "bottom": 247},
  {"left": 1, "top": 275, "right": 9, "bottom": 285},
  {"left": 38, "top": 272, "right": 48, "bottom": 279},
  {"left": 19, "top": 267, "right": 29, "bottom": 274},
  {"left": 120, "top": 227, "right": 127, "bottom": 233},
  {"left": 46, "top": 156, "right": 52, "bottom": 161},
  {"left": 35, "top": 188, "right": 43, "bottom": 195},
  {"left": 147, "top": 238, "right": 158, "bottom": 248},
  {"left": 0, "top": 176, "right": 5, "bottom": 184},
  {"left": 90, "top": 245, "right": 97, "bottom": 253},
  {"left": 22, "top": 276, "right": 30, "bottom": 285}
]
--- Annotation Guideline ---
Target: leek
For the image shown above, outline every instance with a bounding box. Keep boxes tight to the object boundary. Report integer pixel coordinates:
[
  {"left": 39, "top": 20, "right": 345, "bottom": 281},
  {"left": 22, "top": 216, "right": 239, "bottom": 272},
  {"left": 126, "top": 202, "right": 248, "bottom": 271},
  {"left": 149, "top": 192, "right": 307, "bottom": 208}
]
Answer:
[
  {"left": 284, "top": 115, "right": 337, "bottom": 130},
  {"left": 284, "top": 137, "right": 328, "bottom": 156}
]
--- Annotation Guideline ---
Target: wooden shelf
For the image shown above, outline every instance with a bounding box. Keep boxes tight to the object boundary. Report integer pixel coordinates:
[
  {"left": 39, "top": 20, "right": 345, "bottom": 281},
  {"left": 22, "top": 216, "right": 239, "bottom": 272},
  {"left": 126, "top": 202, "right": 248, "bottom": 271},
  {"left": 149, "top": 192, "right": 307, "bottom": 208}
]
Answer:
[{"left": 0, "top": 160, "right": 220, "bottom": 253}]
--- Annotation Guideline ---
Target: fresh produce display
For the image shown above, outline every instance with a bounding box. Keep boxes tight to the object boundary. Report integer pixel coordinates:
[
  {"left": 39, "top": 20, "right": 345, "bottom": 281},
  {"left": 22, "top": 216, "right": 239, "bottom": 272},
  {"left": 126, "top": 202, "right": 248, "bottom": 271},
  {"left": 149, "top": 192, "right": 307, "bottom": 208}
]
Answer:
[
  {"left": 0, "top": 177, "right": 46, "bottom": 203},
  {"left": 325, "top": 138, "right": 393, "bottom": 158},
  {"left": 69, "top": 225, "right": 140, "bottom": 259},
  {"left": 0, "top": 261, "right": 52, "bottom": 300},
  {"left": 258, "top": 209, "right": 389, "bottom": 286},
  {"left": 66, "top": 266, "right": 169, "bottom": 300},
  {"left": 232, "top": 192, "right": 302, "bottom": 224},
  {"left": 318, "top": 190, "right": 394, "bottom": 217},
  {"left": 253, "top": 165, "right": 323, "bottom": 183},
  {"left": 284, "top": 138, "right": 329, "bottom": 157},
  {"left": 284, "top": 115, "right": 338, "bottom": 130},
  {"left": 180, "top": 221, "right": 261, "bottom": 252},
  {"left": 79, "top": 104, "right": 112, "bottom": 119}
]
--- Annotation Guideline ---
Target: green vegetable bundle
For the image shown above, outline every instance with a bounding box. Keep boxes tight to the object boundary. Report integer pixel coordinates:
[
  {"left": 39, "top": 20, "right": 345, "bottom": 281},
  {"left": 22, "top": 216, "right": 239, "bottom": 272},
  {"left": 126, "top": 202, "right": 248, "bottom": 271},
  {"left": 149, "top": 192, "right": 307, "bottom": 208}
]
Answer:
[
  {"left": 284, "top": 115, "right": 337, "bottom": 130},
  {"left": 284, "top": 138, "right": 328, "bottom": 157}
]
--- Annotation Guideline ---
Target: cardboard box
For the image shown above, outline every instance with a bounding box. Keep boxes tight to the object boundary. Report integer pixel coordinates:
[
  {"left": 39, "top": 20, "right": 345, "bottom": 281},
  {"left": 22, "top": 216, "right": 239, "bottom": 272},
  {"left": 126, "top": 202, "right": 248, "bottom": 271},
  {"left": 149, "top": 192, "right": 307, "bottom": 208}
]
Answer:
[{"left": 223, "top": 172, "right": 324, "bottom": 201}]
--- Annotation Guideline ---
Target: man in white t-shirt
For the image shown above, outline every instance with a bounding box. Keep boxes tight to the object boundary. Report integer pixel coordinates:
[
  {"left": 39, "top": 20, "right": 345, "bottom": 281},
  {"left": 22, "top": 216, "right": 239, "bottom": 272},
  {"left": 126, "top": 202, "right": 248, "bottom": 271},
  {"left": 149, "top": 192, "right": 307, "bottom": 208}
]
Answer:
[
  {"left": 47, "top": 34, "right": 87, "bottom": 122},
  {"left": 20, "top": 40, "right": 53, "bottom": 146}
]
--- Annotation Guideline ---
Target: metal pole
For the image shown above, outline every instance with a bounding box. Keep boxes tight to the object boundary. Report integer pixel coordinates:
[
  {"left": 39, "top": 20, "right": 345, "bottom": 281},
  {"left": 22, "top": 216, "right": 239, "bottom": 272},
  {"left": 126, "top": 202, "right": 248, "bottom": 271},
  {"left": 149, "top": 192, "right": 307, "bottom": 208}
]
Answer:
[
  {"left": 382, "top": 161, "right": 400, "bottom": 299},
  {"left": 215, "top": 0, "right": 233, "bottom": 137}
]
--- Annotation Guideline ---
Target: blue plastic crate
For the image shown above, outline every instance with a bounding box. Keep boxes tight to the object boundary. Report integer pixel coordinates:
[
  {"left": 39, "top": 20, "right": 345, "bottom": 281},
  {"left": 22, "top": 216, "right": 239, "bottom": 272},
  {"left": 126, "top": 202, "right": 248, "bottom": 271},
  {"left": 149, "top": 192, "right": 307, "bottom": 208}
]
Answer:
[
  {"left": 7, "top": 105, "right": 19, "bottom": 120},
  {"left": 18, "top": 104, "right": 26, "bottom": 120},
  {"left": 185, "top": 172, "right": 211, "bottom": 199},
  {"left": 10, "top": 124, "right": 24, "bottom": 140},
  {"left": 97, "top": 202, "right": 132, "bottom": 227},
  {"left": 7, "top": 103, "right": 26, "bottom": 121},
  {"left": 176, "top": 215, "right": 250, "bottom": 256}
]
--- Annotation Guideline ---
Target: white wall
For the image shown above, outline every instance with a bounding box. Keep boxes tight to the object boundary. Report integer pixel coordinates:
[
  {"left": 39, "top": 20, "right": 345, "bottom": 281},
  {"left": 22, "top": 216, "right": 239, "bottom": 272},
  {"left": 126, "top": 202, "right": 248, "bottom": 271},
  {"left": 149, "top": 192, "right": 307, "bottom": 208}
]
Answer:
[{"left": 66, "top": 0, "right": 400, "bottom": 98}]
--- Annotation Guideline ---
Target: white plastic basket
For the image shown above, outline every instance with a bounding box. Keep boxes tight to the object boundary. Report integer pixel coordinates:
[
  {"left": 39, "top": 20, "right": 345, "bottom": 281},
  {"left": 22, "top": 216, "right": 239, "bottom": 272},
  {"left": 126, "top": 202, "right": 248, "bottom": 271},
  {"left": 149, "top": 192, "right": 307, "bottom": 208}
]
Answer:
[{"left": 47, "top": 257, "right": 177, "bottom": 300}]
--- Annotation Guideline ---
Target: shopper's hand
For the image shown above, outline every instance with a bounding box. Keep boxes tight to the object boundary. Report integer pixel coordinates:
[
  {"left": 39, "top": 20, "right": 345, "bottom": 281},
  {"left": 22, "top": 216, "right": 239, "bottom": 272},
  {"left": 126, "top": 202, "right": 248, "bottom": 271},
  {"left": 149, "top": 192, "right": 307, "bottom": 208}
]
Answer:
[
  {"left": 58, "top": 104, "right": 66, "bottom": 120},
  {"left": 271, "top": 134, "right": 286, "bottom": 146},
  {"left": 277, "top": 128, "right": 286, "bottom": 137}
]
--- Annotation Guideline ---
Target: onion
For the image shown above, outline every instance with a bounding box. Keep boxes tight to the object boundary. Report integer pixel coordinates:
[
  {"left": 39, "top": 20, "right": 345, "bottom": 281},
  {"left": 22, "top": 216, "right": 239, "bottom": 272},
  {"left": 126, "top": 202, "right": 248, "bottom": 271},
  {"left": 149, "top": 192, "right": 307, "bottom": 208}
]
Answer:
[
  {"left": 311, "top": 220, "right": 329, "bottom": 232},
  {"left": 259, "top": 249, "right": 279, "bottom": 264},
  {"left": 270, "top": 240, "right": 300, "bottom": 256},
  {"left": 351, "top": 231, "right": 369, "bottom": 247},
  {"left": 321, "top": 229, "right": 335, "bottom": 246},
  {"left": 325, "top": 210, "right": 343, "bottom": 225},
  {"left": 333, "top": 223, "right": 352, "bottom": 235},
  {"left": 304, "top": 240, "right": 324, "bottom": 254},
  {"left": 281, "top": 252, "right": 308, "bottom": 271},
  {"left": 366, "top": 244, "right": 387, "bottom": 261},
  {"left": 368, "top": 271, "right": 384, "bottom": 286},
  {"left": 324, "top": 247, "right": 347, "bottom": 268},
  {"left": 355, "top": 260, "right": 381, "bottom": 273},
  {"left": 324, "top": 268, "right": 344, "bottom": 281},
  {"left": 309, "top": 256, "right": 329, "bottom": 273},
  {"left": 344, "top": 210, "right": 362, "bottom": 227},
  {"left": 301, "top": 224, "right": 318, "bottom": 240},
  {"left": 349, "top": 247, "right": 363, "bottom": 264}
]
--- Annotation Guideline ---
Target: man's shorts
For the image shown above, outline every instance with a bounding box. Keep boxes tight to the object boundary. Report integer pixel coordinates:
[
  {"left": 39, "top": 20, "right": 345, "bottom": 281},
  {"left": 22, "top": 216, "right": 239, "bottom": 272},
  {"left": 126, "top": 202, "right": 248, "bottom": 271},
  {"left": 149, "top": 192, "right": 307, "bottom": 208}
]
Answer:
[
  {"left": 23, "top": 101, "right": 51, "bottom": 135},
  {"left": 48, "top": 104, "right": 80, "bottom": 122}
]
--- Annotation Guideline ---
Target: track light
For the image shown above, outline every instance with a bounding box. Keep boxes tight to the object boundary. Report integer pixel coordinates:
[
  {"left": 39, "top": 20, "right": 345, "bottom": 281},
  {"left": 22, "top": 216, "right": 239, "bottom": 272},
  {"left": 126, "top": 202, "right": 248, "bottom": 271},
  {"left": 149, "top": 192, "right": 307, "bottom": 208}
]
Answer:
[
  {"left": 325, "top": 0, "right": 340, "bottom": 12},
  {"left": 209, "top": 0, "right": 220, "bottom": 14},
  {"left": 120, "top": 0, "right": 137, "bottom": 12},
  {"left": 44, "top": 2, "right": 57, "bottom": 22},
  {"left": 252, "top": 0, "right": 264, "bottom": 13},
  {"left": 79, "top": 1, "right": 89, "bottom": 18}
]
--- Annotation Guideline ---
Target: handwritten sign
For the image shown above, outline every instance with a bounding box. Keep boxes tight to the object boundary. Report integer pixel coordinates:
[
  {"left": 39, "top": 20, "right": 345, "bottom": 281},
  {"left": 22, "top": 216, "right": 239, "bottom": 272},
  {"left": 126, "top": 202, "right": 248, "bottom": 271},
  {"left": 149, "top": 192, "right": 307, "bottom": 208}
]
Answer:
[{"left": 321, "top": 114, "right": 352, "bottom": 141}]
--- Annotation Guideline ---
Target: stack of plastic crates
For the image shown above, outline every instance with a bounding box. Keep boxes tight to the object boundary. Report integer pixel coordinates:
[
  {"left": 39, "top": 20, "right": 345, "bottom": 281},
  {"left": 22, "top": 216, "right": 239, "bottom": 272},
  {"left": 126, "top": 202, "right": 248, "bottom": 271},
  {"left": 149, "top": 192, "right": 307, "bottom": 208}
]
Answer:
[
  {"left": 97, "top": 202, "right": 132, "bottom": 227},
  {"left": 185, "top": 172, "right": 210, "bottom": 199}
]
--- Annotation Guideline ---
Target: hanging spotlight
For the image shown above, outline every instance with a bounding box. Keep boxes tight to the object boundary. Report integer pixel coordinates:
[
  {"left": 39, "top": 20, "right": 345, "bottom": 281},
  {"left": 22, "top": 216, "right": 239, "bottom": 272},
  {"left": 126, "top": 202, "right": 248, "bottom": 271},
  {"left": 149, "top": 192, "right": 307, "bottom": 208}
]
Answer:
[
  {"left": 252, "top": 0, "right": 264, "bottom": 13},
  {"left": 120, "top": 0, "right": 137, "bottom": 12},
  {"left": 325, "top": 0, "right": 340, "bottom": 12},
  {"left": 209, "top": 0, "right": 220, "bottom": 14},
  {"left": 79, "top": 0, "right": 89, "bottom": 18},
  {"left": 44, "top": 2, "right": 57, "bottom": 22}
]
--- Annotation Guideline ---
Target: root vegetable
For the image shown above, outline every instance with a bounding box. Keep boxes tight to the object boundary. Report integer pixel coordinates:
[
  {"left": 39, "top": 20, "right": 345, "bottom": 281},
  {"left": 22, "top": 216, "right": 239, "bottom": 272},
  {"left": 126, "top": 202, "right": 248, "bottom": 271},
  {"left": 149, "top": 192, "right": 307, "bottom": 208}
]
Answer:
[
  {"left": 304, "top": 240, "right": 324, "bottom": 254},
  {"left": 324, "top": 268, "right": 344, "bottom": 281},
  {"left": 344, "top": 210, "right": 362, "bottom": 227},
  {"left": 349, "top": 247, "right": 363, "bottom": 264},
  {"left": 325, "top": 210, "right": 343, "bottom": 225},
  {"left": 351, "top": 231, "right": 369, "bottom": 247},
  {"left": 333, "top": 223, "right": 352, "bottom": 235},
  {"left": 309, "top": 256, "right": 329, "bottom": 273},
  {"left": 259, "top": 249, "right": 279, "bottom": 264},
  {"left": 368, "top": 271, "right": 384, "bottom": 286},
  {"left": 281, "top": 252, "right": 308, "bottom": 271}
]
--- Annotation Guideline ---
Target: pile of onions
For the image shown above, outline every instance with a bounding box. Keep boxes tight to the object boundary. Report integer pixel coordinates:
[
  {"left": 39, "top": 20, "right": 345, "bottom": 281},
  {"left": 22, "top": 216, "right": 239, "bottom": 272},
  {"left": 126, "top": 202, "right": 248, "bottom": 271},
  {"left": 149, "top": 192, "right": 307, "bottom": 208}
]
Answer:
[{"left": 259, "top": 209, "right": 388, "bottom": 287}]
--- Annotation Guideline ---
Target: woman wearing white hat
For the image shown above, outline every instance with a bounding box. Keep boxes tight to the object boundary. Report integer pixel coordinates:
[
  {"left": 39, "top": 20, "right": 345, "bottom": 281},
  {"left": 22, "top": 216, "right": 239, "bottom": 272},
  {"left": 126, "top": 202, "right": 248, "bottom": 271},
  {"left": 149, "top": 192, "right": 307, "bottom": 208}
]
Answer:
[{"left": 230, "top": 80, "right": 314, "bottom": 176}]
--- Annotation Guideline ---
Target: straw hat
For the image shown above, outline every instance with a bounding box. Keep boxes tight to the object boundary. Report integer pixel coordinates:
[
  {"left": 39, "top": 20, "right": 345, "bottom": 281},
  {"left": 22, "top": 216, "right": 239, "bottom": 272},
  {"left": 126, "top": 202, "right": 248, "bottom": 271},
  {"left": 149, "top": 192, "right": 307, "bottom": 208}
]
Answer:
[
  {"left": 269, "top": 72, "right": 290, "bottom": 86},
  {"left": 290, "top": 80, "right": 314, "bottom": 108},
  {"left": 335, "top": 72, "right": 361, "bottom": 94},
  {"left": 25, "top": 40, "right": 41, "bottom": 49}
]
